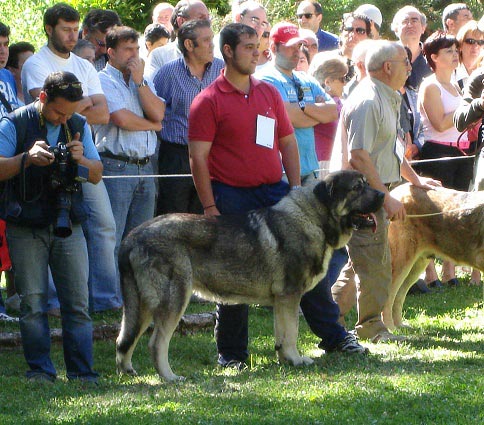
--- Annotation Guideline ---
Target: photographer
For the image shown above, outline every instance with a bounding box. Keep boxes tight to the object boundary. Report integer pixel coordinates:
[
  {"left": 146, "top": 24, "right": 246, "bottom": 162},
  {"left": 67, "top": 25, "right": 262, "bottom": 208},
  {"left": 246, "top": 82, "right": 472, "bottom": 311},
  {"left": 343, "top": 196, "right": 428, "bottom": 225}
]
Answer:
[{"left": 0, "top": 71, "right": 101, "bottom": 384}]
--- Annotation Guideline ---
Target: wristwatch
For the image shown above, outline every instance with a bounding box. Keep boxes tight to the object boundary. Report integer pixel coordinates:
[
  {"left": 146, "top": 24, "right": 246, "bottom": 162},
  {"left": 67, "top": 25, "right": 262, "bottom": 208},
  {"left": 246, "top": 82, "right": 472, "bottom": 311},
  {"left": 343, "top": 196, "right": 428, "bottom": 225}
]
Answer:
[
  {"left": 298, "top": 100, "right": 306, "bottom": 112},
  {"left": 136, "top": 79, "right": 148, "bottom": 88}
]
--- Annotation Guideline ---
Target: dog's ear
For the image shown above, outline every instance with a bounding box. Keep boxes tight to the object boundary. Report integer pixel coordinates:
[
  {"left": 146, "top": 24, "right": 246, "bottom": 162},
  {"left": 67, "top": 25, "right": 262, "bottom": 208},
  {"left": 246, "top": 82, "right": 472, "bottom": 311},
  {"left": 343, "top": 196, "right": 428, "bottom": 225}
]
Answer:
[{"left": 313, "top": 180, "right": 333, "bottom": 205}]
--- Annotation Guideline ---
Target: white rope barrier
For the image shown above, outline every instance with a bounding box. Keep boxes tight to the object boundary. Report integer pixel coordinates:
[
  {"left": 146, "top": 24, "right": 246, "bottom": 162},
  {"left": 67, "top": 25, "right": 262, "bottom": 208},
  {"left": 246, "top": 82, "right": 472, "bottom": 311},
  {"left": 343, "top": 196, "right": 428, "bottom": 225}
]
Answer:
[{"left": 101, "top": 154, "right": 477, "bottom": 179}]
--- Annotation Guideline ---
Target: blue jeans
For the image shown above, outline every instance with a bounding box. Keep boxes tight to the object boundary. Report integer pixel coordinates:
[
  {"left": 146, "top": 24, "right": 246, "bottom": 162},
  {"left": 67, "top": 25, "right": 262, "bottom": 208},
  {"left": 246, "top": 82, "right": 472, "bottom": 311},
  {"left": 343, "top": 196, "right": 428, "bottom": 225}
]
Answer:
[
  {"left": 213, "top": 181, "right": 347, "bottom": 361},
  {"left": 81, "top": 180, "right": 120, "bottom": 312},
  {"left": 300, "top": 247, "right": 348, "bottom": 350},
  {"left": 6, "top": 223, "right": 98, "bottom": 381},
  {"left": 102, "top": 158, "right": 156, "bottom": 282}
]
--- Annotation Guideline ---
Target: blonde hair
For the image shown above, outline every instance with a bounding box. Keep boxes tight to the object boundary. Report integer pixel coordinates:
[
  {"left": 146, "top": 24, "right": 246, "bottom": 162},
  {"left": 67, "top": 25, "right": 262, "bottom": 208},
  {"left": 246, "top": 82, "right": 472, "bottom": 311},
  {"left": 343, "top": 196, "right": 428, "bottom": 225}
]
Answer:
[
  {"left": 456, "top": 20, "right": 484, "bottom": 45},
  {"left": 309, "top": 54, "right": 348, "bottom": 85}
]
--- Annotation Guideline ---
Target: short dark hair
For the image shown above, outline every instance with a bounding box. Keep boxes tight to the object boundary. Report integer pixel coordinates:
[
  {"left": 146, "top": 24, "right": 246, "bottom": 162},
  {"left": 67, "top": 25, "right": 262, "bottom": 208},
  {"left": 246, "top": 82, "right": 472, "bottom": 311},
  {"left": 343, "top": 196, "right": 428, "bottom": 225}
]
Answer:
[
  {"left": 423, "top": 30, "right": 459, "bottom": 71},
  {"left": 105, "top": 26, "right": 138, "bottom": 50},
  {"left": 144, "top": 23, "right": 171, "bottom": 44},
  {"left": 220, "top": 23, "right": 257, "bottom": 61},
  {"left": 43, "top": 3, "right": 80, "bottom": 35},
  {"left": 82, "top": 9, "right": 122, "bottom": 35},
  {"left": 442, "top": 3, "right": 470, "bottom": 30},
  {"left": 172, "top": 0, "right": 190, "bottom": 34},
  {"left": 6, "top": 42, "right": 35, "bottom": 69},
  {"left": 42, "top": 71, "right": 83, "bottom": 103},
  {"left": 0, "top": 21, "right": 10, "bottom": 39},
  {"left": 178, "top": 19, "right": 211, "bottom": 57},
  {"left": 308, "top": 1, "right": 323, "bottom": 16}
]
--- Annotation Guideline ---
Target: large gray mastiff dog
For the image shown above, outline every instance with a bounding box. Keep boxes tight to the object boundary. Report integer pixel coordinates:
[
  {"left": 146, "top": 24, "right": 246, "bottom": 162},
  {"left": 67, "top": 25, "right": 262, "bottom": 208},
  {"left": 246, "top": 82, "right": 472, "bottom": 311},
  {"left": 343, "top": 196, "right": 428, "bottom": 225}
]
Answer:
[{"left": 116, "top": 170, "right": 384, "bottom": 381}]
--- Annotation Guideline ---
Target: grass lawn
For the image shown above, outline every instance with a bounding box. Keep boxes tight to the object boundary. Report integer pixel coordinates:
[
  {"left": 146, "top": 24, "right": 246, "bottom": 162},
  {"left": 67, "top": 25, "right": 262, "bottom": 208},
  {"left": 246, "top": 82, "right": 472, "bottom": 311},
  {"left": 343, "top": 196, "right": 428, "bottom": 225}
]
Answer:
[{"left": 0, "top": 281, "right": 482, "bottom": 424}]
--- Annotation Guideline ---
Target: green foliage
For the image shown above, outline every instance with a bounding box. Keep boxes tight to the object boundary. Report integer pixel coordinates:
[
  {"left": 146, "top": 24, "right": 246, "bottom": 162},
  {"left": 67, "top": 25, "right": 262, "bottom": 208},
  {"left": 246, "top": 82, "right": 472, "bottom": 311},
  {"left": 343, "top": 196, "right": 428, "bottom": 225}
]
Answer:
[{"left": 1, "top": 0, "right": 483, "bottom": 48}]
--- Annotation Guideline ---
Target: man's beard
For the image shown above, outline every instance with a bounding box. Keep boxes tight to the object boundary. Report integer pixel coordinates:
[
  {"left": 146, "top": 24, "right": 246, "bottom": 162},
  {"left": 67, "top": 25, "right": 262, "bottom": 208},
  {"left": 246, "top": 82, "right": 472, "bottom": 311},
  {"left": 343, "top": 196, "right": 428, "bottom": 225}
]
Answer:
[{"left": 50, "top": 33, "right": 72, "bottom": 54}]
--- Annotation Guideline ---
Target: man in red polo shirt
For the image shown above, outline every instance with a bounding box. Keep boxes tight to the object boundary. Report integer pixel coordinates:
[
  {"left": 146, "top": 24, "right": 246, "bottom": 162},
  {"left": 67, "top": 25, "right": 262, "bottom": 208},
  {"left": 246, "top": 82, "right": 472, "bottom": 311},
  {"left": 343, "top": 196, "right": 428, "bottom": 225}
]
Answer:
[{"left": 189, "top": 23, "right": 301, "bottom": 368}]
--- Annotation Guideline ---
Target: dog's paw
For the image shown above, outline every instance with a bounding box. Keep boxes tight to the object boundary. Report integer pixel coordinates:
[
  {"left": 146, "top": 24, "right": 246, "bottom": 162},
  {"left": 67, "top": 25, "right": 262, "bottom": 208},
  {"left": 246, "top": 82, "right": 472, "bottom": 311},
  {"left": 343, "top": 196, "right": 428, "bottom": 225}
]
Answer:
[
  {"left": 117, "top": 365, "right": 138, "bottom": 376},
  {"left": 162, "top": 373, "right": 186, "bottom": 383},
  {"left": 284, "top": 355, "right": 314, "bottom": 366},
  {"left": 396, "top": 321, "right": 412, "bottom": 330},
  {"left": 295, "top": 355, "right": 314, "bottom": 366}
]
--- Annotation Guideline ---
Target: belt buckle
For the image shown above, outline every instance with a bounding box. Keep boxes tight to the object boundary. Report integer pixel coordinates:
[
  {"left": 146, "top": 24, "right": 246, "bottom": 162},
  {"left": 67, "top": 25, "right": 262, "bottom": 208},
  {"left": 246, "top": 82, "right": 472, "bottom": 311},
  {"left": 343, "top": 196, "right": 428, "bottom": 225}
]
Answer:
[{"left": 135, "top": 157, "right": 149, "bottom": 166}]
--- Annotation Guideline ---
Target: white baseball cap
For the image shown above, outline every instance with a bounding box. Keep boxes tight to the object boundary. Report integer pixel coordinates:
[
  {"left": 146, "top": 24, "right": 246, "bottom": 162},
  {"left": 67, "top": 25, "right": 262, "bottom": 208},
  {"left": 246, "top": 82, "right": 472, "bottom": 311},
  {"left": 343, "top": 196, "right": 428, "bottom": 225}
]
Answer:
[
  {"left": 478, "top": 15, "right": 484, "bottom": 32},
  {"left": 354, "top": 4, "right": 383, "bottom": 27}
]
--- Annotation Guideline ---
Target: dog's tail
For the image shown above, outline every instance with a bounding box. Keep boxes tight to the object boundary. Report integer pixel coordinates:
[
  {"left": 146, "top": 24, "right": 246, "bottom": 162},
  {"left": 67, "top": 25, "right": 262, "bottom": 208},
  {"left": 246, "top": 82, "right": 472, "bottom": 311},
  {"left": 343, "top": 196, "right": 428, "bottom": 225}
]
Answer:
[{"left": 116, "top": 243, "right": 143, "bottom": 358}]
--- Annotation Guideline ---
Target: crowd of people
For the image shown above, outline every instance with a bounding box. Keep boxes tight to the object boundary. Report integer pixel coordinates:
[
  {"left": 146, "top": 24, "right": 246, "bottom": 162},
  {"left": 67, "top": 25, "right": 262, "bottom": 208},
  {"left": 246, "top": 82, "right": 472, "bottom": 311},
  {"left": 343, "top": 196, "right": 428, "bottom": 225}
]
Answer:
[{"left": 0, "top": 0, "right": 483, "bottom": 383}]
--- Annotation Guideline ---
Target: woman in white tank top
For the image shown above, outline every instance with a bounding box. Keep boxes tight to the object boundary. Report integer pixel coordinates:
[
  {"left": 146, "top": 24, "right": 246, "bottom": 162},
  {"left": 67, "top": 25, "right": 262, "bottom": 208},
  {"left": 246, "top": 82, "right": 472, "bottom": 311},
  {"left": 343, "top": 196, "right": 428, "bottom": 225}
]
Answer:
[{"left": 416, "top": 31, "right": 475, "bottom": 286}]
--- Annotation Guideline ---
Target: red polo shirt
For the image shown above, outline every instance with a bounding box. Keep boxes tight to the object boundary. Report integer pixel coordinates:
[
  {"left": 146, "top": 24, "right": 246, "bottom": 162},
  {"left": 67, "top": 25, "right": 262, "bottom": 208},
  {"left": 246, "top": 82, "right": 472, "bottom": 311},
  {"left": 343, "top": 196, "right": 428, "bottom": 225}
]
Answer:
[{"left": 189, "top": 72, "right": 294, "bottom": 187}]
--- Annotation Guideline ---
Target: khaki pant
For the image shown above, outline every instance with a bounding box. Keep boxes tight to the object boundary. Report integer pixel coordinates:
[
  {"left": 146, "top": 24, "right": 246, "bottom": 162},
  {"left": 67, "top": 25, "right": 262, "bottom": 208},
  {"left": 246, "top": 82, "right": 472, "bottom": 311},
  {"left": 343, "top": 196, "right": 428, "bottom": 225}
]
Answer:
[{"left": 332, "top": 208, "right": 391, "bottom": 339}]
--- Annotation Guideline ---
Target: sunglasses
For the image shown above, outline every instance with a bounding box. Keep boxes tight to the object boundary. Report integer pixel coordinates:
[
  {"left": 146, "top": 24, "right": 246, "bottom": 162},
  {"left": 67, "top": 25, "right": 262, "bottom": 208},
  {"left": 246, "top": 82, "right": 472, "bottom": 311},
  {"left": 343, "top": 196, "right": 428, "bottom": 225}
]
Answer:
[
  {"left": 52, "top": 82, "right": 83, "bottom": 90},
  {"left": 464, "top": 38, "right": 484, "bottom": 46},
  {"left": 293, "top": 80, "right": 304, "bottom": 102},
  {"left": 344, "top": 27, "right": 367, "bottom": 35},
  {"left": 262, "top": 31, "right": 270, "bottom": 38},
  {"left": 94, "top": 37, "right": 106, "bottom": 48},
  {"left": 297, "top": 13, "right": 314, "bottom": 19}
]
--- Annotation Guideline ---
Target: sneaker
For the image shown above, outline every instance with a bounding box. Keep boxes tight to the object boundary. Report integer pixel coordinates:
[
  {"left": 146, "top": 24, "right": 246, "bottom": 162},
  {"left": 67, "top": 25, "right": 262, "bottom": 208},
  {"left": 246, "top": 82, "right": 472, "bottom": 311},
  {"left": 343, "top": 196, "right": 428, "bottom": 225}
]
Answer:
[
  {"left": 371, "top": 330, "right": 406, "bottom": 343},
  {"left": 326, "top": 333, "right": 369, "bottom": 354},
  {"left": 27, "top": 373, "right": 55, "bottom": 384},
  {"left": 0, "top": 312, "right": 19, "bottom": 322},
  {"left": 408, "top": 279, "right": 431, "bottom": 295},
  {"left": 217, "top": 356, "right": 248, "bottom": 370}
]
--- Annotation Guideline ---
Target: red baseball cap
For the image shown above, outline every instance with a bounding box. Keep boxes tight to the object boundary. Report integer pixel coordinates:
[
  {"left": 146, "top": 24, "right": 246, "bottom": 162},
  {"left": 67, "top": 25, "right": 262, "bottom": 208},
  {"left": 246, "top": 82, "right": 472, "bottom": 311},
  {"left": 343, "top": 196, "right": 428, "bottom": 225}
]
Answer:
[{"left": 270, "top": 22, "right": 307, "bottom": 46}]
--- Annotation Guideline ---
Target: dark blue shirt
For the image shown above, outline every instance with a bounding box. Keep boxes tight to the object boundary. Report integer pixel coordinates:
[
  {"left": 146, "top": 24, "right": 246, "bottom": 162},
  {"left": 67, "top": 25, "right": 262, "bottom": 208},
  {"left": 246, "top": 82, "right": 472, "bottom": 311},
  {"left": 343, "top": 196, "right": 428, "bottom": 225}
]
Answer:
[
  {"left": 316, "top": 28, "right": 339, "bottom": 52},
  {"left": 407, "top": 51, "right": 432, "bottom": 90}
]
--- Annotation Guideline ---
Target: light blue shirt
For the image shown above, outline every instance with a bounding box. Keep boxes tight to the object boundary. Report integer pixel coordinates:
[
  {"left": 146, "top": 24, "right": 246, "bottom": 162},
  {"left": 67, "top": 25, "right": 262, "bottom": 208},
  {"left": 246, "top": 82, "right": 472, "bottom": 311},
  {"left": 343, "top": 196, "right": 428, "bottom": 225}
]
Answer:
[
  {"left": 0, "top": 110, "right": 99, "bottom": 160},
  {"left": 93, "top": 63, "right": 161, "bottom": 158},
  {"left": 256, "top": 66, "right": 333, "bottom": 176},
  {"left": 0, "top": 68, "right": 21, "bottom": 117}
]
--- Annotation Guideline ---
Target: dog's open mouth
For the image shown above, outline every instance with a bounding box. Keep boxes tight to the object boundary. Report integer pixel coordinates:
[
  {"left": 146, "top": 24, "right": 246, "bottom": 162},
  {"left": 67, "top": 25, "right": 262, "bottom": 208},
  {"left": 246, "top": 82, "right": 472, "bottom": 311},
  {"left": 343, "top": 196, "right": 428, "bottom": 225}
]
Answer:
[{"left": 351, "top": 212, "right": 378, "bottom": 233}]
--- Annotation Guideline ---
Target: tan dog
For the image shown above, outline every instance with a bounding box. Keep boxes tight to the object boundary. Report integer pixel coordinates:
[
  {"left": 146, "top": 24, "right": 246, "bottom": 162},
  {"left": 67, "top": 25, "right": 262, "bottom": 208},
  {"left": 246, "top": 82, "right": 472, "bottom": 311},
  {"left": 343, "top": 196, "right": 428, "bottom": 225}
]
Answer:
[{"left": 383, "top": 183, "right": 484, "bottom": 330}]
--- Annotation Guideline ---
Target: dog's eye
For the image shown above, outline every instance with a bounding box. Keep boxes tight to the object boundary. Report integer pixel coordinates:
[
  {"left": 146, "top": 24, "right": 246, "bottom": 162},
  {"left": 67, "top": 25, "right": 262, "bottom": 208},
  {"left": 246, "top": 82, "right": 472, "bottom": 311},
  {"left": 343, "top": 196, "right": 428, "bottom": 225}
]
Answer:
[{"left": 352, "top": 182, "right": 363, "bottom": 191}]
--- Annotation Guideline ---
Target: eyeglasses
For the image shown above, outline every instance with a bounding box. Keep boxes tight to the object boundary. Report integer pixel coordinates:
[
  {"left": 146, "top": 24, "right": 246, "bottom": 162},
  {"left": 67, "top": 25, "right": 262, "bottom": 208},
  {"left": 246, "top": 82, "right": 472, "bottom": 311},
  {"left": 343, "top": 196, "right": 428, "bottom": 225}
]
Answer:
[
  {"left": 344, "top": 27, "right": 367, "bottom": 35},
  {"left": 94, "top": 37, "right": 106, "bottom": 48},
  {"left": 297, "top": 13, "right": 314, "bottom": 19},
  {"left": 388, "top": 57, "right": 411, "bottom": 66},
  {"left": 245, "top": 16, "right": 268, "bottom": 29},
  {"left": 262, "top": 31, "right": 270, "bottom": 38},
  {"left": 51, "top": 82, "right": 83, "bottom": 90},
  {"left": 293, "top": 80, "right": 304, "bottom": 102},
  {"left": 464, "top": 38, "right": 484, "bottom": 46},
  {"left": 307, "top": 43, "right": 318, "bottom": 50}
]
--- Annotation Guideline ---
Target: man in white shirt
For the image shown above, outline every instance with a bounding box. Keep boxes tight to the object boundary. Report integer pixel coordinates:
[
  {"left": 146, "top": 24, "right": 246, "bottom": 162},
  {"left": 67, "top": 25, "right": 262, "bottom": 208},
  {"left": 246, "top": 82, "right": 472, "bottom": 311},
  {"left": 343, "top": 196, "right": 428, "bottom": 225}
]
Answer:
[{"left": 21, "top": 3, "right": 121, "bottom": 314}]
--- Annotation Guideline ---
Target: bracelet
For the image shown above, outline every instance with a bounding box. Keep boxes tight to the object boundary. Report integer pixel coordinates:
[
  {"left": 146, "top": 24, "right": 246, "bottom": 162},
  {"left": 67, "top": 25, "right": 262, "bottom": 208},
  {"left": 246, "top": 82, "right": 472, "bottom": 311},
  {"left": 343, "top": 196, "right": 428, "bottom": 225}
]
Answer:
[
  {"left": 203, "top": 204, "right": 216, "bottom": 210},
  {"left": 291, "top": 185, "right": 301, "bottom": 190}
]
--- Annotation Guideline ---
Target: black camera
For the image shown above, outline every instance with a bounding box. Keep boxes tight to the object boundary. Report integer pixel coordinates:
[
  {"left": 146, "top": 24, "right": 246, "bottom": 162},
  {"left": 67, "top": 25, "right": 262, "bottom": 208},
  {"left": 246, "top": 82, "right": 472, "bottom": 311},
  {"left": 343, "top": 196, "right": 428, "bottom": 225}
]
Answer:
[{"left": 48, "top": 141, "right": 89, "bottom": 238}]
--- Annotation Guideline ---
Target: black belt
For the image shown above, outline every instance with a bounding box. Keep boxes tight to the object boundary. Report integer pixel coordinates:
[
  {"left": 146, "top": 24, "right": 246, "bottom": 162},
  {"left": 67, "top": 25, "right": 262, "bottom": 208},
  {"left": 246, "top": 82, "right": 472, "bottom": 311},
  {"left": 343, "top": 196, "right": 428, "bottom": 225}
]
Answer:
[{"left": 100, "top": 151, "right": 150, "bottom": 166}]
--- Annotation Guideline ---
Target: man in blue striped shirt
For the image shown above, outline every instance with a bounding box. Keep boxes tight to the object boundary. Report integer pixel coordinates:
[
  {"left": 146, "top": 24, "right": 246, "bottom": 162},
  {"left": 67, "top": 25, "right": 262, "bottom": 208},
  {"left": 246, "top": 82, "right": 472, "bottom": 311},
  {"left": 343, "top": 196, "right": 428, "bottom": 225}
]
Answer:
[{"left": 153, "top": 19, "right": 224, "bottom": 215}]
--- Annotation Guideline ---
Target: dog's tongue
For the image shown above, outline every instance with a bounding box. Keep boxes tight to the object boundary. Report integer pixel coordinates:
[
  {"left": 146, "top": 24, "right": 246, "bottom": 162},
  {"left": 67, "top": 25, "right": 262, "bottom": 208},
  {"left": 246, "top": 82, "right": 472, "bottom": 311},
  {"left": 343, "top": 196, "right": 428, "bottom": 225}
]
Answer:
[{"left": 370, "top": 212, "right": 377, "bottom": 233}]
